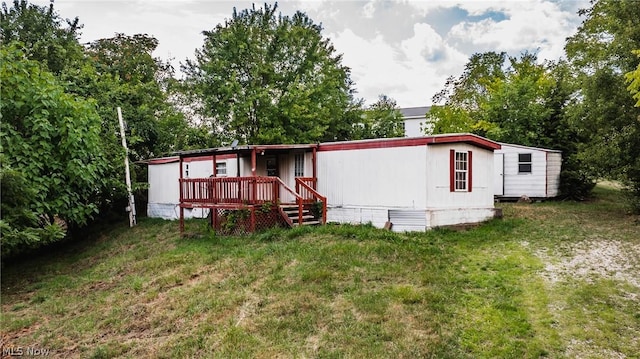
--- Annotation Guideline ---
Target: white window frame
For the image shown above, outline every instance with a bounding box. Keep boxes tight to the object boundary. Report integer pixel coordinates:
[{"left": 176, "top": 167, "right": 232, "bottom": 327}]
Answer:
[
  {"left": 216, "top": 162, "right": 227, "bottom": 177},
  {"left": 455, "top": 151, "right": 468, "bottom": 191},
  {"left": 294, "top": 153, "right": 305, "bottom": 177}
]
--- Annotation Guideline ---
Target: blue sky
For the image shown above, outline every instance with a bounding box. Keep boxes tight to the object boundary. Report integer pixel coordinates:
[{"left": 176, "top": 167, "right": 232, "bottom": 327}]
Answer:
[{"left": 33, "top": 0, "right": 589, "bottom": 107}]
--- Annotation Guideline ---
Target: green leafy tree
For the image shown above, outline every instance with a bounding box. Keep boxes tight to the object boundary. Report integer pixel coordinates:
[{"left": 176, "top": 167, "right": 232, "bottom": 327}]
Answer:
[
  {"left": 0, "top": 0, "right": 84, "bottom": 76},
  {"left": 182, "top": 3, "right": 359, "bottom": 144},
  {"left": 625, "top": 50, "right": 640, "bottom": 106},
  {"left": 86, "top": 34, "right": 213, "bottom": 213},
  {"left": 1, "top": 1, "right": 206, "bottom": 226},
  {"left": 0, "top": 44, "right": 107, "bottom": 255},
  {"left": 87, "top": 33, "right": 184, "bottom": 161},
  {"left": 565, "top": 0, "right": 640, "bottom": 211},
  {"left": 427, "top": 52, "right": 507, "bottom": 135},
  {"left": 353, "top": 95, "right": 404, "bottom": 139}
]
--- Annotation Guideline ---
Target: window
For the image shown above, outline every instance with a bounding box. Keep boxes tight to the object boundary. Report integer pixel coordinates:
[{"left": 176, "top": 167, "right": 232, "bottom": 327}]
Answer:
[
  {"left": 518, "top": 153, "right": 532, "bottom": 173},
  {"left": 450, "top": 149, "right": 473, "bottom": 192},
  {"left": 216, "top": 162, "right": 227, "bottom": 176},
  {"left": 455, "top": 151, "right": 468, "bottom": 191},
  {"left": 294, "top": 153, "right": 304, "bottom": 177}
]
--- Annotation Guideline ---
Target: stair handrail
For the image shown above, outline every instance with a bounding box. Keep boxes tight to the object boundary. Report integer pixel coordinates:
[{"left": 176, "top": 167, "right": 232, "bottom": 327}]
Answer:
[
  {"left": 274, "top": 177, "right": 304, "bottom": 227},
  {"left": 295, "top": 178, "right": 327, "bottom": 224}
]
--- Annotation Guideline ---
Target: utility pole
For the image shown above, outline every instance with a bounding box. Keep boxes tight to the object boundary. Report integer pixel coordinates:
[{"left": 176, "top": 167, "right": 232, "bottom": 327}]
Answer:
[{"left": 117, "top": 107, "right": 136, "bottom": 227}]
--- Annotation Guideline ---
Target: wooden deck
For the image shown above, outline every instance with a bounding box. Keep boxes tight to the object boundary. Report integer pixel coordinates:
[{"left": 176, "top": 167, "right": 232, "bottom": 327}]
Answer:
[{"left": 178, "top": 176, "right": 326, "bottom": 233}]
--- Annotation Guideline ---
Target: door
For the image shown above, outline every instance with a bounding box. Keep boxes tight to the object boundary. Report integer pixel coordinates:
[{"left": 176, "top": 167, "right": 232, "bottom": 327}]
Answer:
[
  {"left": 494, "top": 153, "right": 504, "bottom": 196},
  {"left": 266, "top": 156, "right": 278, "bottom": 177}
]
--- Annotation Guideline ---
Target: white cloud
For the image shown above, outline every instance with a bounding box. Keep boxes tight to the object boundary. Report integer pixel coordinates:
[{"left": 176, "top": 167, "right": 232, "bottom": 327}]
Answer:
[
  {"left": 330, "top": 23, "right": 468, "bottom": 107},
  {"left": 362, "top": 0, "right": 375, "bottom": 18},
  {"left": 24, "top": 0, "right": 588, "bottom": 108},
  {"left": 448, "top": 0, "right": 580, "bottom": 61}
]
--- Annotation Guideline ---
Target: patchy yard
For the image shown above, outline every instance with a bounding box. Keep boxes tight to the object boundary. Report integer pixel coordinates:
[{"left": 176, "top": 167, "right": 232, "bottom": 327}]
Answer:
[{"left": 1, "top": 185, "right": 639, "bottom": 358}]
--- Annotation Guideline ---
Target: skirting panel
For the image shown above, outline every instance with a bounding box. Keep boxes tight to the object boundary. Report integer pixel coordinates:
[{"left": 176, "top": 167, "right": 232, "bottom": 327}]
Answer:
[
  {"left": 147, "top": 203, "right": 209, "bottom": 220},
  {"left": 427, "top": 207, "right": 496, "bottom": 229},
  {"left": 326, "top": 207, "right": 389, "bottom": 229},
  {"left": 327, "top": 206, "right": 497, "bottom": 232}
]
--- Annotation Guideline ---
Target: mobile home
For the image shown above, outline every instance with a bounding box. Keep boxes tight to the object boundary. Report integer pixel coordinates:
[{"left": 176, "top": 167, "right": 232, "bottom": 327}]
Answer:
[{"left": 146, "top": 134, "right": 502, "bottom": 232}]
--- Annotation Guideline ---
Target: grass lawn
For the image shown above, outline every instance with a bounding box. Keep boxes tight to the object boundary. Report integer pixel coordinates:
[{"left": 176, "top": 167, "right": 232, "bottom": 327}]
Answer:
[{"left": 2, "top": 184, "right": 639, "bottom": 358}]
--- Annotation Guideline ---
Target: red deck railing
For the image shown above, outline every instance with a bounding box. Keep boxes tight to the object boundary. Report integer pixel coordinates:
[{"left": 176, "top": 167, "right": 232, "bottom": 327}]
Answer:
[
  {"left": 180, "top": 176, "right": 280, "bottom": 204},
  {"left": 179, "top": 176, "right": 326, "bottom": 230},
  {"left": 296, "top": 177, "right": 327, "bottom": 224}
]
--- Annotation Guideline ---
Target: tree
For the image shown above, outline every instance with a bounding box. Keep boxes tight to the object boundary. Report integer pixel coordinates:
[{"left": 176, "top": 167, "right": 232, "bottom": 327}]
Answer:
[
  {"left": 427, "top": 52, "right": 507, "bottom": 135},
  {"left": 79, "top": 33, "right": 214, "bottom": 217},
  {"left": 1, "top": 0, "right": 84, "bottom": 76},
  {"left": 565, "top": 0, "right": 640, "bottom": 211},
  {"left": 1, "top": 1, "right": 204, "bottom": 233},
  {"left": 0, "top": 44, "right": 107, "bottom": 255},
  {"left": 625, "top": 50, "right": 640, "bottom": 106},
  {"left": 352, "top": 95, "right": 404, "bottom": 139},
  {"left": 87, "top": 33, "right": 186, "bottom": 161},
  {"left": 182, "top": 3, "right": 359, "bottom": 145}
]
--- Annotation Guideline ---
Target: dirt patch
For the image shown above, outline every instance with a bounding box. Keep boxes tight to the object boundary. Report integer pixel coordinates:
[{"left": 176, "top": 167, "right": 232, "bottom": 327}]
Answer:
[
  {"left": 536, "top": 239, "right": 640, "bottom": 288},
  {"left": 565, "top": 339, "right": 628, "bottom": 359}
]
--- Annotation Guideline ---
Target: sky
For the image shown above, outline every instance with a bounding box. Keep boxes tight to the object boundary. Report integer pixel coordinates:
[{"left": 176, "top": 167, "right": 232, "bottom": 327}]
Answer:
[{"left": 31, "top": 0, "right": 589, "bottom": 108}]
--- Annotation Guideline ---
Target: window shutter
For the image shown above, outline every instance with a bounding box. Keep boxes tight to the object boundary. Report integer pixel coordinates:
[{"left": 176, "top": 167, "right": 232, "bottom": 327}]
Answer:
[
  {"left": 468, "top": 150, "right": 473, "bottom": 192},
  {"left": 449, "top": 149, "right": 455, "bottom": 192}
]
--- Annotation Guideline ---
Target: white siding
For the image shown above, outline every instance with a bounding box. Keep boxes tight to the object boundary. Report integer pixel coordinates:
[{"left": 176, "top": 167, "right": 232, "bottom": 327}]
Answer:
[
  {"left": 148, "top": 162, "right": 179, "bottom": 204},
  {"left": 546, "top": 152, "right": 562, "bottom": 197},
  {"left": 318, "top": 142, "right": 497, "bottom": 231},
  {"left": 147, "top": 157, "right": 237, "bottom": 220},
  {"left": 404, "top": 118, "right": 425, "bottom": 137},
  {"left": 183, "top": 159, "right": 213, "bottom": 179},
  {"left": 425, "top": 144, "right": 494, "bottom": 208},
  {"left": 148, "top": 161, "right": 206, "bottom": 220},
  {"left": 498, "top": 145, "right": 548, "bottom": 198},
  {"left": 317, "top": 146, "right": 428, "bottom": 209},
  {"left": 241, "top": 155, "right": 253, "bottom": 177}
]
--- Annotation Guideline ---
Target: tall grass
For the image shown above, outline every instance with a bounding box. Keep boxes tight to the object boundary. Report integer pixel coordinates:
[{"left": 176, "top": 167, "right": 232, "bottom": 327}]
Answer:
[{"left": 2, "top": 185, "right": 638, "bottom": 358}]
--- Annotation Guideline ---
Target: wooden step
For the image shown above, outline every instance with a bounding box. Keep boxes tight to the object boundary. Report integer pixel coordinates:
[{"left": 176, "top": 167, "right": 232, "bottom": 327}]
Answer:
[
  {"left": 291, "top": 215, "right": 315, "bottom": 222},
  {"left": 293, "top": 220, "right": 320, "bottom": 226},
  {"left": 279, "top": 204, "right": 319, "bottom": 227}
]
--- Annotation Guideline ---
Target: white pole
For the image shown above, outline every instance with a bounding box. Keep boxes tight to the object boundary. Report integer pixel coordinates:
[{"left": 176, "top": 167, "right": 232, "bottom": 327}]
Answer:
[{"left": 117, "top": 107, "right": 136, "bottom": 227}]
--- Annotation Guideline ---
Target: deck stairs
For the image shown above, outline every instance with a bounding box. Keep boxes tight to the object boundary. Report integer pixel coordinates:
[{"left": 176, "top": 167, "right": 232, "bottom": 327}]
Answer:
[{"left": 279, "top": 204, "right": 320, "bottom": 226}]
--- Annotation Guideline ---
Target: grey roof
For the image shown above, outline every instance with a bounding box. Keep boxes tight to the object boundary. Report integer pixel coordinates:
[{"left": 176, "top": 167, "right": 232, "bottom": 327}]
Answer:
[
  {"left": 497, "top": 142, "right": 562, "bottom": 153},
  {"left": 173, "top": 143, "right": 317, "bottom": 158},
  {"left": 400, "top": 106, "right": 431, "bottom": 118}
]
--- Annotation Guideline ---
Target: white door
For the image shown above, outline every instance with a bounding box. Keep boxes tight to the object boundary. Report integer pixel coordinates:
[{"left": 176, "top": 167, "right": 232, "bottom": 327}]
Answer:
[{"left": 494, "top": 153, "right": 504, "bottom": 196}]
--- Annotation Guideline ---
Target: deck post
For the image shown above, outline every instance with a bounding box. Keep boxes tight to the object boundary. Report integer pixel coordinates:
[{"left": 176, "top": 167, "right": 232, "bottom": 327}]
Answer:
[
  {"left": 251, "top": 148, "right": 257, "bottom": 204},
  {"left": 179, "top": 156, "right": 184, "bottom": 202},
  {"left": 312, "top": 147, "right": 317, "bottom": 190},
  {"left": 179, "top": 155, "right": 184, "bottom": 235},
  {"left": 322, "top": 201, "right": 327, "bottom": 225},
  {"left": 179, "top": 207, "right": 184, "bottom": 234},
  {"left": 212, "top": 154, "right": 217, "bottom": 205},
  {"left": 251, "top": 148, "right": 257, "bottom": 176}
]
